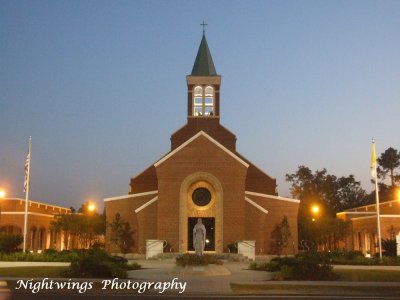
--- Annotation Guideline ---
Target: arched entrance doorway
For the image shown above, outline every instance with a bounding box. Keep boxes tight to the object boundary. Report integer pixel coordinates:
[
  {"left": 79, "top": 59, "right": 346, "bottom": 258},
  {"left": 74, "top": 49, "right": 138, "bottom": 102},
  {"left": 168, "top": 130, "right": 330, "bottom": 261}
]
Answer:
[{"left": 179, "top": 172, "right": 223, "bottom": 253}]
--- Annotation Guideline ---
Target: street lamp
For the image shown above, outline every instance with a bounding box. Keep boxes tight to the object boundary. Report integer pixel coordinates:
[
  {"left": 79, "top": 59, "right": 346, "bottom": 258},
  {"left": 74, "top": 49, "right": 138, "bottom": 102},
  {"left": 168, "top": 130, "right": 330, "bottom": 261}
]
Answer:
[
  {"left": 87, "top": 203, "right": 96, "bottom": 213},
  {"left": 311, "top": 204, "right": 320, "bottom": 222},
  {"left": 311, "top": 205, "right": 320, "bottom": 214},
  {"left": 0, "top": 189, "right": 5, "bottom": 225}
]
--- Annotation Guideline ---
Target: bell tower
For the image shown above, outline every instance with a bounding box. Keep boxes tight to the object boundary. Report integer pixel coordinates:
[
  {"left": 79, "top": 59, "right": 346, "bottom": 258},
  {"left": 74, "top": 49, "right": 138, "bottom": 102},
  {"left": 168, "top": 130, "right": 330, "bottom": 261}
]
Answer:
[
  {"left": 186, "top": 31, "right": 221, "bottom": 120},
  {"left": 171, "top": 28, "right": 236, "bottom": 151}
]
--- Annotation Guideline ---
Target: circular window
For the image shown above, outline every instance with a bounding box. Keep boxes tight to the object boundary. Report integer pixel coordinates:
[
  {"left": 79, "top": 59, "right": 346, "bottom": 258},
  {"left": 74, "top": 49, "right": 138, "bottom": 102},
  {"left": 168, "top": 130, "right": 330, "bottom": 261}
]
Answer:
[{"left": 192, "top": 188, "right": 211, "bottom": 206}]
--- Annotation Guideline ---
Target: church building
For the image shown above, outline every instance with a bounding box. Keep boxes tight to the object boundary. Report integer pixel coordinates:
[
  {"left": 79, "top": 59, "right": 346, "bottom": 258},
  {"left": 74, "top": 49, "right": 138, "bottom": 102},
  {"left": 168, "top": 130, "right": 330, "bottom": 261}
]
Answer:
[{"left": 105, "top": 33, "right": 300, "bottom": 255}]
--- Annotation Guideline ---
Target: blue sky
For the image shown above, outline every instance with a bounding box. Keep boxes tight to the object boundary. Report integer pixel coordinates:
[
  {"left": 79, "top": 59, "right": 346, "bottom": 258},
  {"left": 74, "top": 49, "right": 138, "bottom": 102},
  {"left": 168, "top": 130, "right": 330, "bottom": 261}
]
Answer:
[{"left": 1, "top": 0, "right": 399, "bottom": 210}]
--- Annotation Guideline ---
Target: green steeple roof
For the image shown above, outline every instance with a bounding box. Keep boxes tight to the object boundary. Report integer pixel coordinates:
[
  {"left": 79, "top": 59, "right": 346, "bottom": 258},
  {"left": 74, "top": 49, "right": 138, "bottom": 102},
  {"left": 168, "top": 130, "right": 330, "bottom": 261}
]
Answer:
[{"left": 191, "top": 33, "right": 217, "bottom": 76}]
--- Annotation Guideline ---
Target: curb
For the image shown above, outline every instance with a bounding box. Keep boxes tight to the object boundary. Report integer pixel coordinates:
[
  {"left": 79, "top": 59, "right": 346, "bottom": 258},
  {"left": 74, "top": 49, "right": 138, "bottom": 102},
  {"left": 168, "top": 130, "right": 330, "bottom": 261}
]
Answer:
[
  {"left": 230, "top": 281, "right": 400, "bottom": 296},
  {"left": 231, "top": 280, "right": 400, "bottom": 286},
  {"left": 0, "top": 280, "right": 11, "bottom": 300}
]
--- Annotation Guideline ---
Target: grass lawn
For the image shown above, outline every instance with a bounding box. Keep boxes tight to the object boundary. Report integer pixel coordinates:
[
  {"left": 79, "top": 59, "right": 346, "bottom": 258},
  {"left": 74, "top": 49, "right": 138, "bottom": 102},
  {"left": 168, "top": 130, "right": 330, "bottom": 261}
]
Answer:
[
  {"left": 0, "top": 266, "right": 69, "bottom": 278},
  {"left": 335, "top": 269, "right": 400, "bottom": 282}
]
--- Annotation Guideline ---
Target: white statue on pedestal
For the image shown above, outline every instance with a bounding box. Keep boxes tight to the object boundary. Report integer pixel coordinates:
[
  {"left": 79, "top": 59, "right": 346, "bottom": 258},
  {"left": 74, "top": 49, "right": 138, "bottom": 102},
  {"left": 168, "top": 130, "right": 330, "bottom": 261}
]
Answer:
[{"left": 193, "top": 218, "right": 206, "bottom": 256}]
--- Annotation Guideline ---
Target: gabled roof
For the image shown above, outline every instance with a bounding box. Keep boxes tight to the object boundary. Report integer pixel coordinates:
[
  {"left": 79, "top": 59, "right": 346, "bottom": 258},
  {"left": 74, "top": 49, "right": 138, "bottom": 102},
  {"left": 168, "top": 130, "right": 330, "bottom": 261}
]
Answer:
[
  {"left": 154, "top": 131, "right": 249, "bottom": 168},
  {"left": 245, "top": 191, "right": 300, "bottom": 204},
  {"left": 191, "top": 33, "right": 217, "bottom": 76},
  {"left": 104, "top": 191, "right": 158, "bottom": 202}
]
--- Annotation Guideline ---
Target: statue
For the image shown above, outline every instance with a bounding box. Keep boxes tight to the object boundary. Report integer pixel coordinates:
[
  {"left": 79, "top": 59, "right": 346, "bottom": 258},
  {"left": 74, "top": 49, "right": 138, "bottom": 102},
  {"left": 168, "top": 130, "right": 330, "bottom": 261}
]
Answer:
[{"left": 193, "top": 218, "right": 206, "bottom": 255}]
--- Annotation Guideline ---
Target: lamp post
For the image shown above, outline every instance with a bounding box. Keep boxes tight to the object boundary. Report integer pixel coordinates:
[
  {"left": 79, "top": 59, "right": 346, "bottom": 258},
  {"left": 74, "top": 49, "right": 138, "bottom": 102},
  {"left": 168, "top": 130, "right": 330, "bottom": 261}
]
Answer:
[
  {"left": 86, "top": 202, "right": 97, "bottom": 248},
  {"left": 0, "top": 190, "right": 5, "bottom": 225}
]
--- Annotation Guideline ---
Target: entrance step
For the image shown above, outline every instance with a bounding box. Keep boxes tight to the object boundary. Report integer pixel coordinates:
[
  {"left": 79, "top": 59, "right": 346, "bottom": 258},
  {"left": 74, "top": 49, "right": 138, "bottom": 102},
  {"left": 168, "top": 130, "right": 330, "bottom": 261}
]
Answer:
[
  {"left": 112, "top": 253, "right": 146, "bottom": 260},
  {"left": 154, "top": 252, "right": 251, "bottom": 262},
  {"left": 117, "top": 252, "right": 255, "bottom": 262}
]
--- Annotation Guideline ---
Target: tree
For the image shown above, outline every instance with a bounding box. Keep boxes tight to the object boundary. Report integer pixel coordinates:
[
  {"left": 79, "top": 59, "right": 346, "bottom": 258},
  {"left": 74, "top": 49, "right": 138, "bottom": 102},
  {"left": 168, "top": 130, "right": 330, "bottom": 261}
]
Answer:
[
  {"left": 377, "top": 147, "right": 400, "bottom": 187},
  {"left": 51, "top": 208, "right": 105, "bottom": 249},
  {"left": 366, "top": 182, "right": 393, "bottom": 203},
  {"left": 286, "top": 166, "right": 368, "bottom": 215},
  {"left": 271, "top": 216, "right": 292, "bottom": 255},
  {"left": 286, "top": 166, "right": 365, "bottom": 250},
  {"left": 0, "top": 234, "right": 23, "bottom": 252},
  {"left": 334, "top": 175, "right": 368, "bottom": 211},
  {"left": 108, "top": 213, "right": 135, "bottom": 254},
  {"left": 381, "top": 238, "right": 397, "bottom": 257}
]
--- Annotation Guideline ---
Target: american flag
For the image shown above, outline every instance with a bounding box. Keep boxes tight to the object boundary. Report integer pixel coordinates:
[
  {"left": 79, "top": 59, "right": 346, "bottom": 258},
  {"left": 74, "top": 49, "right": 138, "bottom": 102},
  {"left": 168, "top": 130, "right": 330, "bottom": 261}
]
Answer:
[{"left": 23, "top": 144, "right": 31, "bottom": 193}]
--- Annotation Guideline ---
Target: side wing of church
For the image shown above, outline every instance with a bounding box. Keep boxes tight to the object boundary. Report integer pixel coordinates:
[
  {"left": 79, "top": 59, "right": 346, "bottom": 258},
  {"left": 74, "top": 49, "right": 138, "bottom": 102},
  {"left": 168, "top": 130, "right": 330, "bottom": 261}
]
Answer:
[{"left": 105, "top": 33, "right": 299, "bottom": 255}]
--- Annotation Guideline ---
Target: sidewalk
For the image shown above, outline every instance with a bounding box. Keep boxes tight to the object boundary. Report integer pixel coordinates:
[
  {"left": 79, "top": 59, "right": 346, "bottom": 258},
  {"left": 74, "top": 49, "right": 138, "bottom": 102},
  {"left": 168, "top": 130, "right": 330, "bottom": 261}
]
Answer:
[
  {"left": 2, "top": 259, "right": 400, "bottom": 297},
  {"left": 127, "top": 259, "right": 400, "bottom": 295},
  {"left": 333, "top": 264, "right": 400, "bottom": 270},
  {"left": 0, "top": 262, "right": 70, "bottom": 267}
]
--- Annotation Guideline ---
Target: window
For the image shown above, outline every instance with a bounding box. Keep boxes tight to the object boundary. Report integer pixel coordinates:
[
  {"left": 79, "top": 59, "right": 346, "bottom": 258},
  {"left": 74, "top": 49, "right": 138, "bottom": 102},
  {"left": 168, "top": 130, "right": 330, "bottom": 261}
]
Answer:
[
  {"left": 193, "top": 86, "right": 203, "bottom": 116},
  {"left": 193, "top": 85, "right": 214, "bottom": 116},
  {"left": 192, "top": 187, "right": 212, "bottom": 206}
]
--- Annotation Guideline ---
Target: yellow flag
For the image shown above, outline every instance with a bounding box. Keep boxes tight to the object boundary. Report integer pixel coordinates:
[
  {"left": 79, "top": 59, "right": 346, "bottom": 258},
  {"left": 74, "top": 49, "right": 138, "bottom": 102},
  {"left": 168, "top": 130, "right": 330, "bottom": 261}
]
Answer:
[{"left": 371, "top": 139, "right": 377, "bottom": 178}]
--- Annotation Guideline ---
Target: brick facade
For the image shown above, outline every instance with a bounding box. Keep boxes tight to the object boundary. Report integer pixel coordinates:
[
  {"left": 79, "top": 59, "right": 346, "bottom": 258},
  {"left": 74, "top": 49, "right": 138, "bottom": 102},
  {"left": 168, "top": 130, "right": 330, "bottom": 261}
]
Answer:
[
  {"left": 104, "top": 33, "right": 299, "bottom": 255},
  {"left": 105, "top": 130, "right": 300, "bottom": 255},
  {"left": 0, "top": 198, "right": 71, "bottom": 252},
  {"left": 337, "top": 200, "right": 400, "bottom": 255}
]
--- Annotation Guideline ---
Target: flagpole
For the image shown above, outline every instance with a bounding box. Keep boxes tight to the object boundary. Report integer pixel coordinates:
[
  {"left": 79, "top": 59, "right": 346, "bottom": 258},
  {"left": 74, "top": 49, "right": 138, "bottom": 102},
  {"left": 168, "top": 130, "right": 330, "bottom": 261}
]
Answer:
[
  {"left": 23, "top": 136, "right": 32, "bottom": 253},
  {"left": 372, "top": 138, "right": 382, "bottom": 259}
]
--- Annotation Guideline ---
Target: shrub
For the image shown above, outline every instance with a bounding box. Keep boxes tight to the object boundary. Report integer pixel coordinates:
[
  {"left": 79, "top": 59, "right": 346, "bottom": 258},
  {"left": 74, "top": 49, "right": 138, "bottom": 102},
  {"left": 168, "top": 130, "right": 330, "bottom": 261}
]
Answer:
[
  {"left": 324, "top": 249, "right": 400, "bottom": 265},
  {"left": 249, "top": 261, "right": 258, "bottom": 270},
  {"left": 249, "top": 261, "right": 281, "bottom": 272},
  {"left": 345, "top": 250, "right": 364, "bottom": 260},
  {"left": 43, "top": 248, "right": 58, "bottom": 256},
  {"left": 382, "top": 239, "right": 397, "bottom": 257},
  {"left": 91, "top": 242, "right": 105, "bottom": 249},
  {"left": 0, "top": 249, "right": 82, "bottom": 262},
  {"left": 266, "top": 252, "right": 339, "bottom": 281},
  {"left": 66, "top": 248, "right": 135, "bottom": 278},
  {"left": 227, "top": 243, "right": 237, "bottom": 253},
  {"left": 0, "top": 234, "right": 23, "bottom": 252},
  {"left": 272, "top": 256, "right": 300, "bottom": 268},
  {"left": 270, "top": 216, "right": 292, "bottom": 255},
  {"left": 176, "top": 253, "right": 223, "bottom": 266},
  {"left": 128, "top": 262, "right": 141, "bottom": 270},
  {"left": 264, "top": 260, "right": 283, "bottom": 272},
  {"left": 274, "top": 265, "right": 294, "bottom": 280},
  {"left": 108, "top": 213, "right": 135, "bottom": 254}
]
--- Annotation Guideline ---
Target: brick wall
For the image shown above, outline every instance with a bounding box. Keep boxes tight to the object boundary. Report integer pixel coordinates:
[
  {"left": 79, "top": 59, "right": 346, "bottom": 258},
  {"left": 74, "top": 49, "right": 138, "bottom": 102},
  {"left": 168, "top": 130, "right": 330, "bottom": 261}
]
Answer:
[
  {"left": 156, "top": 134, "right": 248, "bottom": 252},
  {"left": 105, "top": 193, "right": 157, "bottom": 253},
  {"left": 245, "top": 194, "right": 299, "bottom": 254}
]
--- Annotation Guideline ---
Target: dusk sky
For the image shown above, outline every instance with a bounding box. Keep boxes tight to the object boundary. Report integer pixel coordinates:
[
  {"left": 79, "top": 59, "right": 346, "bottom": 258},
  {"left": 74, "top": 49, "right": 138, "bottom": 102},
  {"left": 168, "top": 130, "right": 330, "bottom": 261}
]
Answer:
[{"left": 1, "top": 1, "right": 399, "bottom": 211}]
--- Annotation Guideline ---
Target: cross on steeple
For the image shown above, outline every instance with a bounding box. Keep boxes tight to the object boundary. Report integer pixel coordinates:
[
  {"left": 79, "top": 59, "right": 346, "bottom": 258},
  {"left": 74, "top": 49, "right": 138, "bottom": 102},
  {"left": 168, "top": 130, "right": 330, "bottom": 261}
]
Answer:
[{"left": 200, "top": 21, "right": 208, "bottom": 34}]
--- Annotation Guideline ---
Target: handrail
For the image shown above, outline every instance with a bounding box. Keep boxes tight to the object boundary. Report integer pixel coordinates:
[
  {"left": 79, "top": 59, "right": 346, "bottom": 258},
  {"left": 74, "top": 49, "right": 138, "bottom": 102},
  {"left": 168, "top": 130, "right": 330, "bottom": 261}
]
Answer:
[
  {"left": 146, "top": 240, "right": 168, "bottom": 259},
  {"left": 162, "top": 240, "right": 168, "bottom": 249},
  {"left": 235, "top": 240, "right": 255, "bottom": 249},
  {"left": 146, "top": 240, "right": 164, "bottom": 250},
  {"left": 300, "top": 240, "right": 310, "bottom": 251}
]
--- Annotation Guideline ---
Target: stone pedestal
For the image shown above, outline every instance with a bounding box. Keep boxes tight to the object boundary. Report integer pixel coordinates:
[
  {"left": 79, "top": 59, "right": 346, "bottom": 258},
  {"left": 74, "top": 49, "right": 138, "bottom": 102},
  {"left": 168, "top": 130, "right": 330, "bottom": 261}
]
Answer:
[
  {"left": 237, "top": 240, "right": 255, "bottom": 261},
  {"left": 146, "top": 239, "right": 164, "bottom": 259}
]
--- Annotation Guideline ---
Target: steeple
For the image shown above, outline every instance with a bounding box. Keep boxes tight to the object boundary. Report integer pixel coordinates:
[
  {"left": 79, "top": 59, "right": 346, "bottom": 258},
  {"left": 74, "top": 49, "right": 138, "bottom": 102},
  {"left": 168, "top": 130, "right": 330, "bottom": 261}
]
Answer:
[
  {"left": 171, "top": 31, "right": 235, "bottom": 151},
  {"left": 191, "top": 33, "right": 217, "bottom": 76},
  {"left": 187, "top": 31, "right": 221, "bottom": 120}
]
